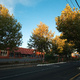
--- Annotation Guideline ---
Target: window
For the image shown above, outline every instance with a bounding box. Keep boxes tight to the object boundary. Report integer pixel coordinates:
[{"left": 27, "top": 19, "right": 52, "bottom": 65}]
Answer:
[
  {"left": 0, "top": 50, "right": 7, "bottom": 56},
  {"left": 9, "top": 53, "right": 14, "bottom": 57}
]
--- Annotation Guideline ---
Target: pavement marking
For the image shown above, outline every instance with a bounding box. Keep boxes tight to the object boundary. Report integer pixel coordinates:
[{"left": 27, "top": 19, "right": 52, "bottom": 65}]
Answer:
[
  {"left": 69, "top": 73, "right": 80, "bottom": 80},
  {"left": 0, "top": 66, "right": 59, "bottom": 80}
]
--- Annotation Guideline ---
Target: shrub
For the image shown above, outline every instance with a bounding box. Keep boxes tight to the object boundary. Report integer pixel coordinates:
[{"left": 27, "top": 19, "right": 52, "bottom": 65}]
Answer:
[{"left": 45, "top": 54, "right": 58, "bottom": 62}]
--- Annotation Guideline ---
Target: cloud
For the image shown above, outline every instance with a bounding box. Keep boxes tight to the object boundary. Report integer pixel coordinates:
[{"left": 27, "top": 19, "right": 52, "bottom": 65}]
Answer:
[
  {"left": 0, "top": 0, "right": 42, "bottom": 14},
  {"left": 0, "top": 0, "right": 16, "bottom": 14},
  {"left": 19, "top": 0, "right": 42, "bottom": 6}
]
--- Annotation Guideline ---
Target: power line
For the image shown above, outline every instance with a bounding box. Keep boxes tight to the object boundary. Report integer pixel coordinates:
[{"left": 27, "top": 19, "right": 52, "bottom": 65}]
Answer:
[
  {"left": 75, "top": 0, "right": 80, "bottom": 9},
  {"left": 66, "top": 0, "right": 72, "bottom": 8},
  {"left": 70, "top": 0, "right": 75, "bottom": 7}
]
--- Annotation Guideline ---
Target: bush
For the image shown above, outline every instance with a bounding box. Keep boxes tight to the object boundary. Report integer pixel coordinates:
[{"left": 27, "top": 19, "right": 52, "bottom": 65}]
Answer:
[{"left": 45, "top": 54, "right": 58, "bottom": 63}]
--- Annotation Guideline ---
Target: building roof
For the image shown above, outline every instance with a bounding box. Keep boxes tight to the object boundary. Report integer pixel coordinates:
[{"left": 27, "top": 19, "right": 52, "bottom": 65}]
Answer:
[{"left": 14, "top": 48, "right": 34, "bottom": 55}]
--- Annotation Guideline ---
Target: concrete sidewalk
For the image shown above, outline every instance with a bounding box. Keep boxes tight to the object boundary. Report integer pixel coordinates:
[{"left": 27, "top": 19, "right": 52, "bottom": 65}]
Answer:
[
  {"left": 37, "top": 62, "right": 66, "bottom": 66},
  {"left": 0, "top": 63, "right": 37, "bottom": 70},
  {"left": 0, "top": 62, "right": 66, "bottom": 70}
]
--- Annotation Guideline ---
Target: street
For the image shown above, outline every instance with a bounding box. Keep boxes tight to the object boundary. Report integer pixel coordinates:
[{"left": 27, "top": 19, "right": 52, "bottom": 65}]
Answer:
[{"left": 0, "top": 61, "right": 80, "bottom": 80}]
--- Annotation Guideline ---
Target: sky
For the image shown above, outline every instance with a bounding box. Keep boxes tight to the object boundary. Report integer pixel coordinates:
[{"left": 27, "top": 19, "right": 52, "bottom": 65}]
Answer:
[{"left": 0, "top": 0, "right": 79, "bottom": 48}]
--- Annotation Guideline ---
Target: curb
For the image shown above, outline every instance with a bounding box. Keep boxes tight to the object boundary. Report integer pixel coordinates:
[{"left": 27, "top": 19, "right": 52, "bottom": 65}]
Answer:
[
  {"left": 0, "top": 62, "right": 67, "bottom": 69},
  {"left": 0, "top": 63, "right": 37, "bottom": 69},
  {"left": 37, "top": 62, "right": 66, "bottom": 66}
]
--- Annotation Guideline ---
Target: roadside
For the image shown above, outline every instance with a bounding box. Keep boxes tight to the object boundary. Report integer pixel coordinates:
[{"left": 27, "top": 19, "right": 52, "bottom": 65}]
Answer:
[
  {"left": 37, "top": 62, "right": 66, "bottom": 66},
  {"left": 0, "top": 63, "right": 37, "bottom": 70},
  {"left": 0, "top": 61, "right": 67, "bottom": 70},
  {"left": 0, "top": 60, "right": 79, "bottom": 70}
]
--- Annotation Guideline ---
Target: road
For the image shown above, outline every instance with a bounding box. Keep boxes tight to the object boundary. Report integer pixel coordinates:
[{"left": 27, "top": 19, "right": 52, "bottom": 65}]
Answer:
[{"left": 0, "top": 61, "right": 80, "bottom": 80}]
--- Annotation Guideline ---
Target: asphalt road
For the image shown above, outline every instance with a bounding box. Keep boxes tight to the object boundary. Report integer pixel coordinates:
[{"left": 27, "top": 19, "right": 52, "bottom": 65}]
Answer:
[{"left": 0, "top": 61, "right": 80, "bottom": 80}]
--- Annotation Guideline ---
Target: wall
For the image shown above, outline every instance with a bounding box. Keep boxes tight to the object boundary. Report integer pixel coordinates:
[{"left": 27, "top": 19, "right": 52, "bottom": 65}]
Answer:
[{"left": 0, "top": 58, "right": 41, "bottom": 63}]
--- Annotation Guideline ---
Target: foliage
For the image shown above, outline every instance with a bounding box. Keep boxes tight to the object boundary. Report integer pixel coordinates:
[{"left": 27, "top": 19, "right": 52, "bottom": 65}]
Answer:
[
  {"left": 28, "top": 22, "right": 54, "bottom": 53},
  {"left": 33, "top": 22, "right": 54, "bottom": 39},
  {"left": 63, "top": 42, "right": 74, "bottom": 58},
  {"left": 45, "top": 54, "right": 58, "bottom": 63},
  {"left": 55, "top": 4, "right": 80, "bottom": 52},
  {"left": 51, "top": 34, "right": 74, "bottom": 57},
  {"left": 0, "top": 4, "right": 22, "bottom": 50},
  {"left": 51, "top": 35, "right": 67, "bottom": 54}
]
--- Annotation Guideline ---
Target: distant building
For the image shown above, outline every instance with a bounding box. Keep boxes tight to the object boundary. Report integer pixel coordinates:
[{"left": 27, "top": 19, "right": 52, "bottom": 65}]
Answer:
[{"left": 0, "top": 47, "right": 44, "bottom": 59}]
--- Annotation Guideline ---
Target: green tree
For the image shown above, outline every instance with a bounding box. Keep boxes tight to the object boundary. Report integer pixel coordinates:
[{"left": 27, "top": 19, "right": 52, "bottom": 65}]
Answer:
[
  {"left": 0, "top": 4, "right": 22, "bottom": 50},
  {"left": 55, "top": 4, "right": 80, "bottom": 52},
  {"left": 28, "top": 22, "right": 54, "bottom": 54},
  {"left": 63, "top": 42, "right": 74, "bottom": 60}
]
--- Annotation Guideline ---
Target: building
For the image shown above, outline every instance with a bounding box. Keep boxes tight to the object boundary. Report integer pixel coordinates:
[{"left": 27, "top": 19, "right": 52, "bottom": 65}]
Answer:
[
  {"left": 0, "top": 47, "right": 44, "bottom": 59},
  {"left": 0, "top": 48, "right": 35, "bottom": 59}
]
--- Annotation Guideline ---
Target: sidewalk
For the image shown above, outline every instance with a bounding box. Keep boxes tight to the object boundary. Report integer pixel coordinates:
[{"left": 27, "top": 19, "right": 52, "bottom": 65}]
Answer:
[
  {"left": 37, "top": 62, "right": 66, "bottom": 66},
  {"left": 0, "top": 62, "right": 66, "bottom": 70},
  {"left": 0, "top": 63, "right": 37, "bottom": 70},
  {"left": 0, "top": 60, "right": 79, "bottom": 69}
]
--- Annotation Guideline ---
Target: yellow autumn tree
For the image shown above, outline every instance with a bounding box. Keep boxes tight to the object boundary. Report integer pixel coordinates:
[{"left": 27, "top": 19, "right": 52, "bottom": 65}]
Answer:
[
  {"left": 55, "top": 4, "right": 80, "bottom": 53},
  {"left": 0, "top": 4, "right": 10, "bottom": 17},
  {"left": 51, "top": 34, "right": 74, "bottom": 57},
  {"left": 33, "top": 21, "right": 54, "bottom": 40},
  {"left": 28, "top": 22, "right": 54, "bottom": 54},
  {"left": 52, "top": 35, "right": 67, "bottom": 54}
]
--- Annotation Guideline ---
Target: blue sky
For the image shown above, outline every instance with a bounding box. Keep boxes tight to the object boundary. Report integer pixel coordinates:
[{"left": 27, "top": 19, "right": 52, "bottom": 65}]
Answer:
[{"left": 0, "top": 0, "right": 79, "bottom": 48}]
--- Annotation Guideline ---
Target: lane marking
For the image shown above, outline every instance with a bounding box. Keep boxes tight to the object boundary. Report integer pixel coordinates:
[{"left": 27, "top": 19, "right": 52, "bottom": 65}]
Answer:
[
  {"left": 70, "top": 73, "right": 80, "bottom": 80},
  {"left": 0, "top": 66, "right": 59, "bottom": 80}
]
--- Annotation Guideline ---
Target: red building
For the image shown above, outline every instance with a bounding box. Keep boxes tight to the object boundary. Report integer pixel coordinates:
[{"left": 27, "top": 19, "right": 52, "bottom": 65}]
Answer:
[
  {"left": 0, "top": 48, "right": 34, "bottom": 59},
  {"left": 0, "top": 48, "right": 44, "bottom": 59}
]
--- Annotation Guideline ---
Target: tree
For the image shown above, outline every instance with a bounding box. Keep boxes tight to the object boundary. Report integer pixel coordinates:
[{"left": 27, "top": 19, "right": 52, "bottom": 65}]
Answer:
[
  {"left": 28, "top": 22, "right": 54, "bottom": 54},
  {"left": 55, "top": 4, "right": 80, "bottom": 52},
  {"left": 51, "top": 35, "right": 67, "bottom": 55},
  {"left": 63, "top": 42, "right": 74, "bottom": 59},
  {"left": 0, "top": 4, "right": 22, "bottom": 50},
  {"left": 51, "top": 34, "right": 74, "bottom": 57}
]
